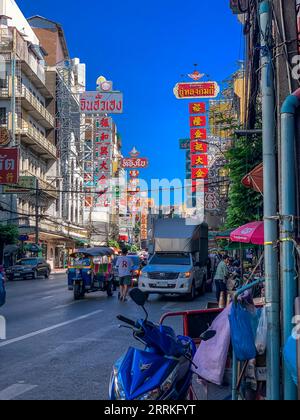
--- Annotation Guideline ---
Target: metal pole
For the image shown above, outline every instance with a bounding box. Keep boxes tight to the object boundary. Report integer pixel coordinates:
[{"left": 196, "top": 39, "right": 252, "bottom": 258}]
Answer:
[
  {"left": 35, "top": 180, "right": 39, "bottom": 245},
  {"left": 280, "top": 90, "right": 300, "bottom": 400},
  {"left": 259, "top": 1, "right": 281, "bottom": 400}
]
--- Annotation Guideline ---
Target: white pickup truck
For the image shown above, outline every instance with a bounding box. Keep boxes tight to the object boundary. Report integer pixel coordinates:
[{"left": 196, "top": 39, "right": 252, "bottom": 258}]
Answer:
[{"left": 138, "top": 219, "right": 208, "bottom": 300}]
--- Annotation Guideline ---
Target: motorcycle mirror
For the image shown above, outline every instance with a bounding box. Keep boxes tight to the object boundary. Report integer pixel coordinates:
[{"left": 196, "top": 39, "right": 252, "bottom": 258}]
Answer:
[
  {"left": 129, "top": 288, "right": 147, "bottom": 307},
  {"left": 200, "top": 330, "right": 216, "bottom": 342}
]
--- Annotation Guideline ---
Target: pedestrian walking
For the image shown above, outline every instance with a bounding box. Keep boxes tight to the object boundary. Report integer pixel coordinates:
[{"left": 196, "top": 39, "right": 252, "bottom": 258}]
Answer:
[
  {"left": 214, "top": 255, "right": 230, "bottom": 304},
  {"left": 116, "top": 249, "right": 134, "bottom": 302}
]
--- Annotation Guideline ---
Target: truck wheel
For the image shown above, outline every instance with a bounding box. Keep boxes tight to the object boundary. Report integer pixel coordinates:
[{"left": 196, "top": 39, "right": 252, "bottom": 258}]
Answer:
[
  {"left": 187, "top": 282, "right": 196, "bottom": 301},
  {"left": 45, "top": 270, "right": 50, "bottom": 279},
  {"left": 32, "top": 270, "right": 38, "bottom": 280}
]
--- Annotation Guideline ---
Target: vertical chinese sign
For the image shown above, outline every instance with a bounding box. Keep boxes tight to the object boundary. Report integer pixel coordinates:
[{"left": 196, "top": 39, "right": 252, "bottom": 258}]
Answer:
[
  {"left": 174, "top": 78, "right": 220, "bottom": 213},
  {"left": 80, "top": 85, "right": 124, "bottom": 218}
]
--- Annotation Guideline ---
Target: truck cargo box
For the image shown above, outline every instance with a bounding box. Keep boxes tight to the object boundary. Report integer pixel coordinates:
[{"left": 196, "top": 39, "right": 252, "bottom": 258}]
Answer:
[{"left": 153, "top": 219, "right": 208, "bottom": 266}]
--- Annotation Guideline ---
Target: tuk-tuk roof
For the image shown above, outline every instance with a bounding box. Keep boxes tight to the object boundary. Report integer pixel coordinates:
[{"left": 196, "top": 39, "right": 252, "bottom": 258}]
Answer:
[{"left": 76, "top": 247, "right": 114, "bottom": 257}]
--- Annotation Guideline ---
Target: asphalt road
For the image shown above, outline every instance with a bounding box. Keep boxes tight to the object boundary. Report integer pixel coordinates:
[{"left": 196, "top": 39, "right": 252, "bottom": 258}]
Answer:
[{"left": 0, "top": 274, "right": 214, "bottom": 400}]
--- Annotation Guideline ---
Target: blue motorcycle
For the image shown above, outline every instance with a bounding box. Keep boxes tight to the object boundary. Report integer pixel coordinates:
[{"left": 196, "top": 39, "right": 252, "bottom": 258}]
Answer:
[{"left": 109, "top": 288, "right": 215, "bottom": 401}]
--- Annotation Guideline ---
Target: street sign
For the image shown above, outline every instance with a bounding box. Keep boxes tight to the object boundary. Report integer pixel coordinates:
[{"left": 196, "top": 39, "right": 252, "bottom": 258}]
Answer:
[
  {"left": 3, "top": 176, "right": 36, "bottom": 194},
  {"left": 80, "top": 91, "right": 123, "bottom": 114},
  {"left": 0, "top": 148, "right": 19, "bottom": 185},
  {"left": 121, "top": 158, "right": 149, "bottom": 169},
  {"left": 173, "top": 82, "right": 220, "bottom": 99}
]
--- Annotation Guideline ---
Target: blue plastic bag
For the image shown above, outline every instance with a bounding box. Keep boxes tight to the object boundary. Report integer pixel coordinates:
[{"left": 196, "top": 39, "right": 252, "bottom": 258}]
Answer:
[
  {"left": 284, "top": 335, "right": 298, "bottom": 386},
  {"left": 0, "top": 273, "right": 6, "bottom": 308},
  {"left": 229, "top": 303, "right": 257, "bottom": 361}
]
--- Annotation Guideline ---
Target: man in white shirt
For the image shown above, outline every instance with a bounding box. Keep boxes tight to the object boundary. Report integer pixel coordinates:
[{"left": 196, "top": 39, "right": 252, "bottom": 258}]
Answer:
[{"left": 116, "top": 249, "right": 134, "bottom": 302}]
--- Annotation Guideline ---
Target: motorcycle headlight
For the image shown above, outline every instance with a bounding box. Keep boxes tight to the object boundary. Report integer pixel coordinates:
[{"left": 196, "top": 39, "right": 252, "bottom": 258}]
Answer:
[
  {"left": 113, "top": 370, "right": 126, "bottom": 400},
  {"left": 137, "top": 388, "right": 161, "bottom": 400}
]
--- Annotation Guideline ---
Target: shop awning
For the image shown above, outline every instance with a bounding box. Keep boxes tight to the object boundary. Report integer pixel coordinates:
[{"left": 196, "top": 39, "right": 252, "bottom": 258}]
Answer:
[{"left": 242, "top": 163, "right": 263, "bottom": 193}]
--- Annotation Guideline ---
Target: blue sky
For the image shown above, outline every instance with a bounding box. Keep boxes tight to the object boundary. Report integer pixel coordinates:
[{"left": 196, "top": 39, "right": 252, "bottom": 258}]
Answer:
[{"left": 19, "top": 0, "right": 242, "bottom": 188}]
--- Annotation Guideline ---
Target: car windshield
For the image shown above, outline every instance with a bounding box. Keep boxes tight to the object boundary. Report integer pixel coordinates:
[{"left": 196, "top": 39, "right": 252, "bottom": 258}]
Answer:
[
  {"left": 149, "top": 253, "right": 191, "bottom": 266},
  {"left": 18, "top": 259, "right": 38, "bottom": 266}
]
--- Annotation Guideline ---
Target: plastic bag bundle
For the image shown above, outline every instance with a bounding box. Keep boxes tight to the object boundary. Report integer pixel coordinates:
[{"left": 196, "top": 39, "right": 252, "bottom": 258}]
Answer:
[
  {"left": 0, "top": 277, "right": 6, "bottom": 307},
  {"left": 229, "top": 303, "right": 257, "bottom": 361},
  {"left": 255, "top": 307, "right": 268, "bottom": 355}
]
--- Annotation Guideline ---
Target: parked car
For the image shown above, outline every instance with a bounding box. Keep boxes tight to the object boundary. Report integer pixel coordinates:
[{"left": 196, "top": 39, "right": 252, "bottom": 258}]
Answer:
[
  {"left": 113, "top": 255, "right": 143, "bottom": 287},
  {"left": 6, "top": 258, "right": 51, "bottom": 281}
]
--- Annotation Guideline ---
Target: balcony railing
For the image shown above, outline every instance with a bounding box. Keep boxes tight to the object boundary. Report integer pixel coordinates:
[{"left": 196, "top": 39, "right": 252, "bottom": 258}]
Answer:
[
  {"left": 0, "top": 28, "right": 47, "bottom": 89},
  {"left": 21, "top": 86, "right": 55, "bottom": 128},
  {"left": 21, "top": 170, "right": 58, "bottom": 200},
  {"left": 17, "top": 120, "right": 57, "bottom": 161}
]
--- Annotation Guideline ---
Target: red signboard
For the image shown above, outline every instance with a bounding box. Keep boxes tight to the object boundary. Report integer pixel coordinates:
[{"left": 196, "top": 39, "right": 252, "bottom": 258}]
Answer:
[
  {"left": 191, "top": 154, "right": 208, "bottom": 167},
  {"left": 189, "top": 102, "right": 206, "bottom": 114},
  {"left": 121, "top": 158, "right": 149, "bottom": 169},
  {"left": 190, "top": 141, "right": 208, "bottom": 153},
  {"left": 190, "top": 128, "right": 207, "bottom": 140},
  {"left": 173, "top": 82, "right": 220, "bottom": 99},
  {"left": 191, "top": 167, "right": 209, "bottom": 180},
  {"left": 190, "top": 116, "right": 206, "bottom": 128},
  {"left": 0, "top": 148, "right": 19, "bottom": 185}
]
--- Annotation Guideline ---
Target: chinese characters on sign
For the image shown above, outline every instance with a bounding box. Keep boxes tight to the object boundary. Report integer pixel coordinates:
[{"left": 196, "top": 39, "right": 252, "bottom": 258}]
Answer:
[
  {"left": 190, "top": 141, "right": 208, "bottom": 153},
  {"left": 190, "top": 128, "right": 207, "bottom": 140},
  {"left": 191, "top": 154, "right": 208, "bottom": 167},
  {"left": 191, "top": 168, "right": 209, "bottom": 179},
  {"left": 0, "top": 148, "right": 19, "bottom": 185},
  {"left": 189, "top": 102, "right": 206, "bottom": 114},
  {"left": 189, "top": 116, "right": 206, "bottom": 128}
]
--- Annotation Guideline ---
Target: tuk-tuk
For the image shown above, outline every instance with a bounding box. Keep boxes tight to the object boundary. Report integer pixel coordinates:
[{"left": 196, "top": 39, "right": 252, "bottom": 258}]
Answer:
[{"left": 67, "top": 247, "right": 115, "bottom": 300}]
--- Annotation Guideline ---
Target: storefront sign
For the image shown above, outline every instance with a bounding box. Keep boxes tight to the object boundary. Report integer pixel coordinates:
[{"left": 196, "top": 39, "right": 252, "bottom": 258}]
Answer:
[
  {"left": 173, "top": 82, "right": 220, "bottom": 99},
  {"left": 121, "top": 158, "right": 149, "bottom": 169},
  {"left": 3, "top": 176, "right": 36, "bottom": 193},
  {"left": 0, "top": 148, "right": 19, "bottom": 185},
  {"left": 80, "top": 92, "right": 123, "bottom": 114}
]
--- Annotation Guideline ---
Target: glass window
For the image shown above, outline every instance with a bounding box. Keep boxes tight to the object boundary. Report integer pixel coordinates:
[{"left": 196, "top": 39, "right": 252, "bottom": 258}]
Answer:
[{"left": 149, "top": 253, "right": 191, "bottom": 266}]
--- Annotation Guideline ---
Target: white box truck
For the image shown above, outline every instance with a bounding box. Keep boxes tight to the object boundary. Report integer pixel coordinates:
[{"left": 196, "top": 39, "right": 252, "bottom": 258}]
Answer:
[{"left": 138, "top": 219, "right": 208, "bottom": 300}]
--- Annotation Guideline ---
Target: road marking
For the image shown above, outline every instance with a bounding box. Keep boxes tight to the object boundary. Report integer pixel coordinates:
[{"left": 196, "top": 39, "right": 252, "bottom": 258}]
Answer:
[
  {"left": 0, "top": 383, "right": 37, "bottom": 400},
  {"left": 53, "top": 301, "right": 88, "bottom": 310},
  {"left": 0, "top": 309, "right": 103, "bottom": 348},
  {"left": 41, "top": 296, "right": 54, "bottom": 300}
]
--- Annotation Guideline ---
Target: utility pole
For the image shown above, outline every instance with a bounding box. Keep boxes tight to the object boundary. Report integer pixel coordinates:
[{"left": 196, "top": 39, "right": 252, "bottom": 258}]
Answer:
[
  {"left": 35, "top": 180, "right": 39, "bottom": 245},
  {"left": 259, "top": 1, "right": 281, "bottom": 401},
  {"left": 273, "top": 0, "right": 299, "bottom": 400}
]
